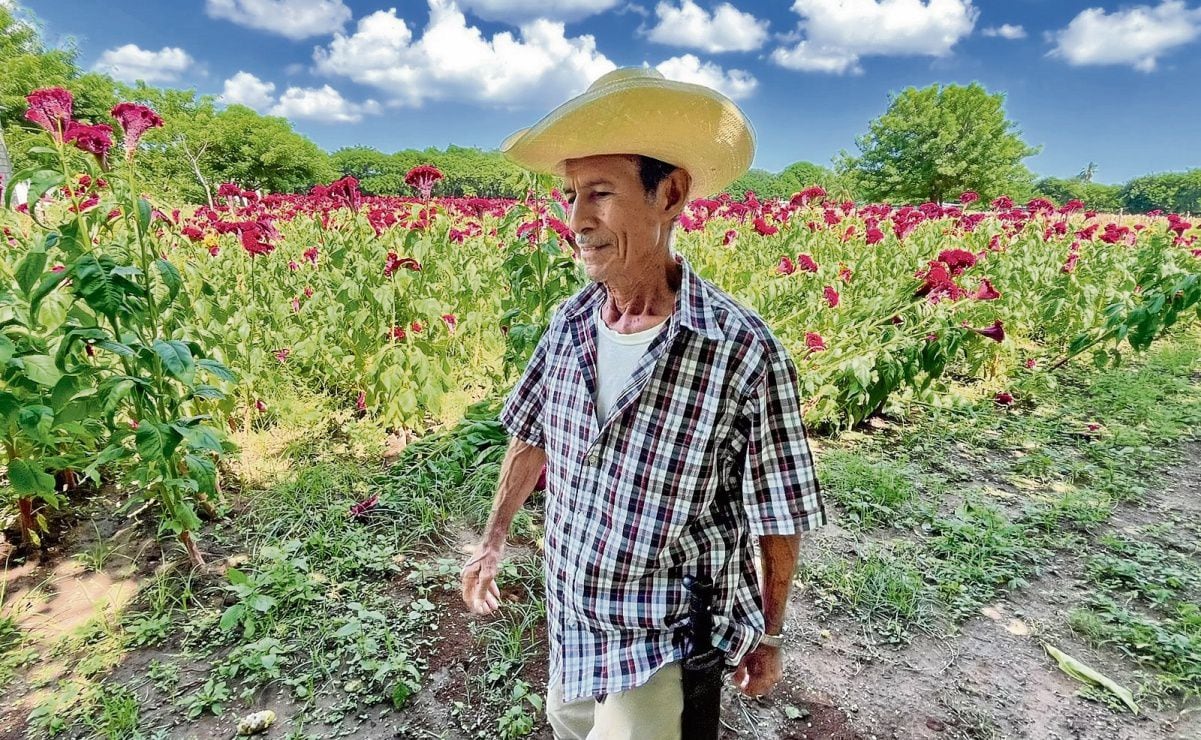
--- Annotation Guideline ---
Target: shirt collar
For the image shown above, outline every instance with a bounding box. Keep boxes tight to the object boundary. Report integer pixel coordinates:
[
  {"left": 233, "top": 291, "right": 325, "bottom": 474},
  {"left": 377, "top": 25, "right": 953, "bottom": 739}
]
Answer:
[{"left": 562, "top": 251, "right": 725, "bottom": 341}]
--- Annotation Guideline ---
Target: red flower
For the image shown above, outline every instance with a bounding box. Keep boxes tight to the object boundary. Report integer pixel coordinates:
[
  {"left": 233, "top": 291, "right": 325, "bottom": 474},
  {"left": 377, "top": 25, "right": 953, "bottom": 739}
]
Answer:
[
  {"left": 915, "top": 261, "right": 965, "bottom": 303},
  {"left": 991, "top": 195, "right": 1014, "bottom": 210},
  {"left": 823, "top": 285, "right": 840, "bottom": 308},
  {"left": 110, "top": 102, "right": 163, "bottom": 160},
  {"left": 411, "top": 320, "right": 423, "bottom": 333},
  {"left": 64, "top": 121, "right": 114, "bottom": 161},
  {"left": 405, "top": 164, "right": 444, "bottom": 199},
  {"left": 959, "top": 191, "right": 979, "bottom": 205},
  {"left": 754, "top": 216, "right": 779, "bottom": 237},
  {"left": 356, "top": 391, "right": 367, "bottom": 411},
  {"left": 937, "top": 248, "right": 977, "bottom": 276},
  {"left": 390, "top": 326, "right": 407, "bottom": 341},
  {"left": 348, "top": 493, "right": 379, "bottom": 519},
  {"left": 24, "top": 87, "right": 74, "bottom": 141},
  {"left": 722, "top": 229, "right": 738, "bottom": 246},
  {"left": 994, "top": 391, "right": 1014, "bottom": 406},
  {"left": 865, "top": 226, "right": 885, "bottom": 245},
  {"left": 441, "top": 313, "right": 457, "bottom": 333},
  {"left": 303, "top": 246, "right": 319, "bottom": 263},
  {"left": 328, "top": 175, "right": 363, "bottom": 212},
  {"left": 777, "top": 255, "right": 795, "bottom": 275},
  {"left": 838, "top": 263, "right": 853, "bottom": 284},
  {"left": 797, "top": 254, "right": 819, "bottom": 273},
  {"left": 304, "top": 286, "right": 314, "bottom": 298},
  {"left": 209, "top": 245, "right": 220, "bottom": 257},
  {"left": 291, "top": 297, "right": 301, "bottom": 313},
  {"left": 1025, "top": 358, "right": 1037, "bottom": 369},
  {"left": 970, "top": 319, "right": 1006, "bottom": 343},
  {"left": 255, "top": 399, "right": 268, "bottom": 413},
  {"left": 804, "top": 332, "right": 826, "bottom": 351},
  {"left": 970, "top": 278, "right": 1001, "bottom": 301},
  {"left": 275, "top": 348, "right": 290, "bottom": 363},
  {"left": 535, "top": 463, "right": 547, "bottom": 492},
  {"left": 288, "top": 260, "right": 299, "bottom": 271}
]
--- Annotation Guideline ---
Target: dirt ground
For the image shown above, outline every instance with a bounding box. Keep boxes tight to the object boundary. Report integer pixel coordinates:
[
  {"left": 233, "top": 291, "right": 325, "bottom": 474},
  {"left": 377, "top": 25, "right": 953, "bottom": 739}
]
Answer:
[{"left": 2, "top": 442, "right": 1199, "bottom": 740}]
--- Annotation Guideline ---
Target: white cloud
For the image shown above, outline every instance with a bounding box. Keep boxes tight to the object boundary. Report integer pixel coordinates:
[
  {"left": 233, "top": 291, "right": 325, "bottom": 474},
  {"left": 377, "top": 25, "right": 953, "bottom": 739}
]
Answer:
[
  {"left": 1049, "top": 1, "right": 1201, "bottom": 72},
  {"left": 221, "top": 71, "right": 277, "bottom": 111},
  {"left": 313, "top": 1, "right": 616, "bottom": 108},
  {"left": 219, "top": 71, "right": 379, "bottom": 122},
  {"left": 205, "top": 0, "right": 352, "bottom": 40},
  {"left": 646, "top": 1, "right": 769, "bottom": 53},
  {"left": 982, "top": 23, "right": 1025, "bottom": 40},
  {"left": 654, "top": 54, "right": 757, "bottom": 99},
  {"left": 455, "top": 0, "right": 621, "bottom": 23},
  {"left": 272, "top": 85, "right": 381, "bottom": 122},
  {"left": 93, "top": 44, "right": 194, "bottom": 83},
  {"left": 771, "top": 0, "right": 978, "bottom": 74}
]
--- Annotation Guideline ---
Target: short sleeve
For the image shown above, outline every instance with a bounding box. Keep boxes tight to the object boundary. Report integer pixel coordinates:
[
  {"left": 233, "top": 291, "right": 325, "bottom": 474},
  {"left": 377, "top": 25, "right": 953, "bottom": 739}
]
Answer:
[
  {"left": 498, "top": 321, "right": 555, "bottom": 449},
  {"left": 740, "top": 343, "right": 827, "bottom": 536}
]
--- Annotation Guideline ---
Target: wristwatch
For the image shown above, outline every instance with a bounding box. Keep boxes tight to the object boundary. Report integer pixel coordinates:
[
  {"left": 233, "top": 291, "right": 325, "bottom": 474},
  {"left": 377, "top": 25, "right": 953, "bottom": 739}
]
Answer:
[{"left": 759, "top": 628, "right": 785, "bottom": 649}]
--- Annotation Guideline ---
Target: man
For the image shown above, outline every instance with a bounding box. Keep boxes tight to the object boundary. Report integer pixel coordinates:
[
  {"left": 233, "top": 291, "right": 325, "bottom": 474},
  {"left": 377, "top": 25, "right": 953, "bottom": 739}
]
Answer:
[{"left": 460, "top": 67, "right": 827, "bottom": 740}]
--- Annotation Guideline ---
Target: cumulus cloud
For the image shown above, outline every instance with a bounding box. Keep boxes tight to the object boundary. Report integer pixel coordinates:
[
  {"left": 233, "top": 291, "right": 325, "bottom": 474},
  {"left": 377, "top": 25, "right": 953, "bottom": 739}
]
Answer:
[
  {"left": 313, "top": 0, "right": 616, "bottom": 108},
  {"left": 219, "top": 71, "right": 380, "bottom": 122},
  {"left": 455, "top": 0, "right": 621, "bottom": 23},
  {"left": 221, "top": 71, "right": 277, "bottom": 111},
  {"left": 982, "top": 23, "right": 1025, "bottom": 40},
  {"left": 654, "top": 54, "right": 757, "bottom": 99},
  {"left": 272, "top": 85, "right": 382, "bottom": 122},
  {"left": 646, "top": 1, "right": 769, "bottom": 53},
  {"left": 93, "top": 44, "right": 194, "bottom": 83},
  {"left": 205, "top": 0, "right": 352, "bottom": 39},
  {"left": 771, "top": 0, "right": 978, "bottom": 74},
  {"left": 1049, "top": 1, "right": 1201, "bottom": 72}
]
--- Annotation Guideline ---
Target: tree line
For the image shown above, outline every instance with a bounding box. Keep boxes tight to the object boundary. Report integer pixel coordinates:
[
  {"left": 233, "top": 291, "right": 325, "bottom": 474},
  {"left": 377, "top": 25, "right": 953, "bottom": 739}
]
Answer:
[{"left": 1, "top": 6, "right": 1196, "bottom": 213}]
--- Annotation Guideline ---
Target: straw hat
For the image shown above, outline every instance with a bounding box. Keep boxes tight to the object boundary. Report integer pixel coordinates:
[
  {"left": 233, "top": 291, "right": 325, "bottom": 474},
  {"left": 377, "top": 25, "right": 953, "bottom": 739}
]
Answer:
[{"left": 500, "top": 67, "right": 756, "bottom": 199}]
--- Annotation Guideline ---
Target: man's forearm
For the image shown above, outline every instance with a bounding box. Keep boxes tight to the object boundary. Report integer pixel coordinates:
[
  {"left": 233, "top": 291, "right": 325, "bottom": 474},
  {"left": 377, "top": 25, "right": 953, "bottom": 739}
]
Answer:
[
  {"left": 480, "top": 438, "right": 547, "bottom": 551},
  {"left": 758, "top": 533, "right": 802, "bottom": 634}
]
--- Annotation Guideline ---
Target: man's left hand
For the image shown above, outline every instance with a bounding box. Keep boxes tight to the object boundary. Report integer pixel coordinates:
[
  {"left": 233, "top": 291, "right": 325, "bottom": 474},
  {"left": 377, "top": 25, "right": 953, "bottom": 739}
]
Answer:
[{"left": 731, "top": 643, "right": 782, "bottom": 697}]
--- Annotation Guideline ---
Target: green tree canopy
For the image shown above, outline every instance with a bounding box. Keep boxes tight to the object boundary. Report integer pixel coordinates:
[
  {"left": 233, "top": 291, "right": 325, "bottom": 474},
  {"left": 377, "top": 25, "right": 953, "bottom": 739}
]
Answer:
[
  {"left": 1034, "top": 177, "right": 1122, "bottom": 212},
  {"left": 1119, "top": 170, "right": 1201, "bottom": 214},
  {"left": 838, "top": 82, "right": 1039, "bottom": 204}
]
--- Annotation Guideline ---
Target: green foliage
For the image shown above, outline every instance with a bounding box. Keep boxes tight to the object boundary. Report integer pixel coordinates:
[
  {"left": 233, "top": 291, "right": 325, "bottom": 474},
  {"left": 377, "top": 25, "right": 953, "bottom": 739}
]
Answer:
[
  {"left": 818, "top": 450, "right": 916, "bottom": 529},
  {"left": 1034, "top": 176, "right": 1122, "bottom": 212},
  {"left": 1119, "top": 169, "right": 1201, "bottom": 214},
  {"left": 726, "top": 161, "right": 852, "bottom": 200},
  {"left": 331, "top": 144, "right": 528, "bottom": 198},
  {"left": 839, "top": 82, "right": 1039, "bottom": 204}
]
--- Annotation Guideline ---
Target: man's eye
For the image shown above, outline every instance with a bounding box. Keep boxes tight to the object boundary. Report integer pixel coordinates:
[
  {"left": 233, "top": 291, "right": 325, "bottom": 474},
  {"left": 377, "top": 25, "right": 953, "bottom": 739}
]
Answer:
[{"left": 593, "top": 192, "right": 611, "bottom": 198}]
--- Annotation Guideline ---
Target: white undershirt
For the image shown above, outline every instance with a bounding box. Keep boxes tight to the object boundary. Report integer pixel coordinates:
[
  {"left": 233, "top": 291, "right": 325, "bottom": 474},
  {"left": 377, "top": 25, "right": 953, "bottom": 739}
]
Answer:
[{"left": 594, "top": 304, "right": 669, "bottom": 423}]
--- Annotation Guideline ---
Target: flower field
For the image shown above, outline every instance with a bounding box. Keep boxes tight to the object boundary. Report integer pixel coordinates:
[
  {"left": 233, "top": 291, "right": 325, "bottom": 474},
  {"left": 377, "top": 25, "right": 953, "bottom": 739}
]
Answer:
[{"left": 2, "top": 90, "right": 1201, "bottom": 738}]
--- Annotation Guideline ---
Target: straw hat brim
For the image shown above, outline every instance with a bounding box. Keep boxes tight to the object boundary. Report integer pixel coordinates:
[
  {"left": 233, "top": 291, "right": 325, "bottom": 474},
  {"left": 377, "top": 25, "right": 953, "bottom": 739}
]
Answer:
[{"left": 500, "top": 71, "right": 755, "bottom": 200}]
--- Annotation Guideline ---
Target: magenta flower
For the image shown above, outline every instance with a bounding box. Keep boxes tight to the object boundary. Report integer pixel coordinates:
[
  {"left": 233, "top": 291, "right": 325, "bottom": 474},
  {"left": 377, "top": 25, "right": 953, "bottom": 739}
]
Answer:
[
  {"left": 994, "top": 391, "right": 1014, "bottom": 406},
  {"left": 777, "top": 255, "right": 795, "bottom": 275},
  {"left": 405, "top": 164, "right": 444, "bottom": 199},
  {"left": 441, "top": 313, "right": 458, "bottom": 334},
  {"left": 797, "top": 254, "right": 819, "bottom": 273},
  {"left": 64, "top": 121, "right": 114, "bottom": 163},
  {"left": 805, "top": 332, "right": 826, "bottom": 352},
  {"left": 959, "top": 191, "right": 979, "bottom": 205},
  {"left": 823, "top": 285, "right": 840, "bottom": 308},
  {"left": 970, "top": 279, "right": 1001, "bottom": 301},
  {"left": 722, "top": 229, "right": 737, "bottom": 246},
  {"left": 24, "top": 87, "right": 74, "bottom": 142},
  {"left": 754, "top": 216, "right": 779, "bottom": 237},
  {"left": 274, "top": 348, "right": 290, "bottom": 363},
  {"left": 348, "top": 493, "right": 380, "bottom": 519},
  {"left": 970, "top": 319, "right": 1006, "bottom": 343},
  {"left": 110, "top": 102, "right": 164, "bottom": 161},
  {"left": 356, "top": 391, "right": 367, "bottom": 411}
]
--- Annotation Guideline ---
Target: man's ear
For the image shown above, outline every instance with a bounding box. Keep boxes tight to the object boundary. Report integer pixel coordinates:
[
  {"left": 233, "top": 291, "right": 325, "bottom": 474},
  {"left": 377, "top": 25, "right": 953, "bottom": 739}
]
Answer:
[{"left": 659, "top": 168, "right": 692, "bottom": 220}]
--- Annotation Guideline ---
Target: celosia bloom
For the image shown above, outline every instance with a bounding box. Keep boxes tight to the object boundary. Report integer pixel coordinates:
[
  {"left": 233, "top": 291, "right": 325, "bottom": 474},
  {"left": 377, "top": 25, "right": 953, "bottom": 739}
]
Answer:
[
  {"left": 970, "top": 319, "right": 1006, "bottom": 343},
  {"left": 797, "top": 254, "right": 819, "bottom": 273},
  {"left": 405, "top": 164, "right": 444, "bottom": 199},
  {"left": 64, "top": 121, "right": 114, "bottom": 161},
  {"left": 754, "top": 216, "right": 779, "bottom": 236},
  {"left": 805, "top": 332, "right": 826, "bottom": 351},
  {"left": 356, "top": 391, "right": 367, "bottom": 411},
  {"left": 722, "top": 229, "right": 737, "bottom": 246},
  {"left": 441, "top": 314, "right": 457, "bottom": 333},
  {"left": 24, "top": 87, "right": 74, "bottom": 141},
  {"left": 959, "top": 191, "right": 979, "bottom": 205},
  {"left": 777, "top": 256, "right": 795, "bottom": 275},
  {"left": 995, "top": 391, "right": 1014, "bottom": 406},
  {"left": 348, "top": 493, "right": 379, "bottom": 519},
  {"left": 110, "top": 102, "right": 164, "bottom": 160},
  {"left": 937, "top": 248, "right": 977, "bottom": 276},
  {"left": 823, "top": 285, "right": 840, "bottom": 308},
  {"left": 274, "top": 348, "right": 290, "bottom": 363},
  {"left": 971, "top": 279, "right": 1001, "bottom": 301}
]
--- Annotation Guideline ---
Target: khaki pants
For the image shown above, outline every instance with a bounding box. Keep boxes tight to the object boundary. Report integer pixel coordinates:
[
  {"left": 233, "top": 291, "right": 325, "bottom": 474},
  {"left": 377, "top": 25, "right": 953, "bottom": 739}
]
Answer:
[{"left": 546, "top": 662, "right": 683, "bottom": 740}]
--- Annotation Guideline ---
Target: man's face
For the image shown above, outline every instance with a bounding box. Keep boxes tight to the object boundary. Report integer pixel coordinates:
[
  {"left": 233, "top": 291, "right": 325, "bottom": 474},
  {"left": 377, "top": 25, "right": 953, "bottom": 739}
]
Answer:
[{"left": 562, "top": 155, "right": 675, "bottom": 286}]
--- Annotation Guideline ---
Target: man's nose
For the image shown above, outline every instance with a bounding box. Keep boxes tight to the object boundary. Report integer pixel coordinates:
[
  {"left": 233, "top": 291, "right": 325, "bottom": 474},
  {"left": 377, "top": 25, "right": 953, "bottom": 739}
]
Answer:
[{"left": 567, "top": 198, "right": 591, "bottom": 237}]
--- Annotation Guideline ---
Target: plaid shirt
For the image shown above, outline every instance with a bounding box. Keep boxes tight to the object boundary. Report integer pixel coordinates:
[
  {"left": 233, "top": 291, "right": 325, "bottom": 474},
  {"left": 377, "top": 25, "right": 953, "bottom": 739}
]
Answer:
[{"left": 500, "top": 251, "right": 826, "bottom": 703}]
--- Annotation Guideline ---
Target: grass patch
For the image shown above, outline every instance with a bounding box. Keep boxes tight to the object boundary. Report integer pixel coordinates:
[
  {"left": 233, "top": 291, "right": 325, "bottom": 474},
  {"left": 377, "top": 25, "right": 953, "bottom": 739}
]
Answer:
[{"left": 818, "top": 450, "right": 918, "bottom": 530}]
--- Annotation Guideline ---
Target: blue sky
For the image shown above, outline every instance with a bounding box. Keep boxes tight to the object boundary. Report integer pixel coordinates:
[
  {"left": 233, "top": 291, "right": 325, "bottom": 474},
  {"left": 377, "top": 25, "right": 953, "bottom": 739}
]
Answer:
[{"left": 15, "top": 0, "right": 1201, "bottom": 184}]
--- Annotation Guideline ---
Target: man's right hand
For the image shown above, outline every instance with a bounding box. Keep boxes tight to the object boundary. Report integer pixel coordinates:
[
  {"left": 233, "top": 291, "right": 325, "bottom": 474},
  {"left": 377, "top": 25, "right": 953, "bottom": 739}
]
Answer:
[{"left": 461, "top": 544, "right": 504, "bottom": 615}]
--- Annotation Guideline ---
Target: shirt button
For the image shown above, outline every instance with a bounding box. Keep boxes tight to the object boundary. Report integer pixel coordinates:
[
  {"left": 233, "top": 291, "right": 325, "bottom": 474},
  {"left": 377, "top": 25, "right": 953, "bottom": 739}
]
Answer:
[{"left": 587, "top": 451, "right": 600, "bottom": 466}]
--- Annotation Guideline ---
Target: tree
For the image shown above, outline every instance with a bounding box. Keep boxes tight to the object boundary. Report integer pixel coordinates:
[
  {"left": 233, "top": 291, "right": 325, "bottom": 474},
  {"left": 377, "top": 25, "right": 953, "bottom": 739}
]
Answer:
[
  {"left": 1034, "top": 177, "right": 1121, "bottom": 212},
  {"left": 1119, "top": 170, "right": 1201, "bottom": 214},
  {"left": 838, "top": 82, "right": 1039, "bottom": 204},
  {"left": 1076, "top": 162, "right": 1098, "bottom": 183}
]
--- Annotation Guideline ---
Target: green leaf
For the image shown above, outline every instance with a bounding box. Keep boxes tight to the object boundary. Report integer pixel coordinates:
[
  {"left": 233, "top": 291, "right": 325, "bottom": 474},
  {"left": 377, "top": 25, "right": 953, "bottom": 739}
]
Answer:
[
  {"left": 155, "top": 259, "right": 183, "bottom": 303},
  {"left": 30, "top": 268, "right": 71, "bottom": 319},
  {"left": 197, "top": 358, "right": 236, "bottom": 383},
  {"left": 219, "top": 604, "right": 246, "bottom": 633},
  {"left": 73, "top": 255, "right": 122, "bottom": 317},
  {"left": 15, "top": 250, "right": 48, "bottom": 296},
  {"left": 185, "top": 454, "right": 217, "bottom": 494},
  {"left": 18, "top": 355, "right": 62, "bottom": 387},
  {"left": 8, "top": 459, "right": 56, "bottom": 497},
  {"left": 136, "top": 421, "right": 182, "bottom": 461},
  {"left": 0, "top": 336, "right": 14, "bottom": 366},
  {"left": 154, "top": 340, "right": 195, "bottom": 384},
  {"left": 174, "top": 423, "right": 223, "bottom": 454},
  {"left": 249, "top": 594, "right": 276, "bottom": 613},
  {"left": 226, "top": 568, "right": 250, "bottom": 586}
]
